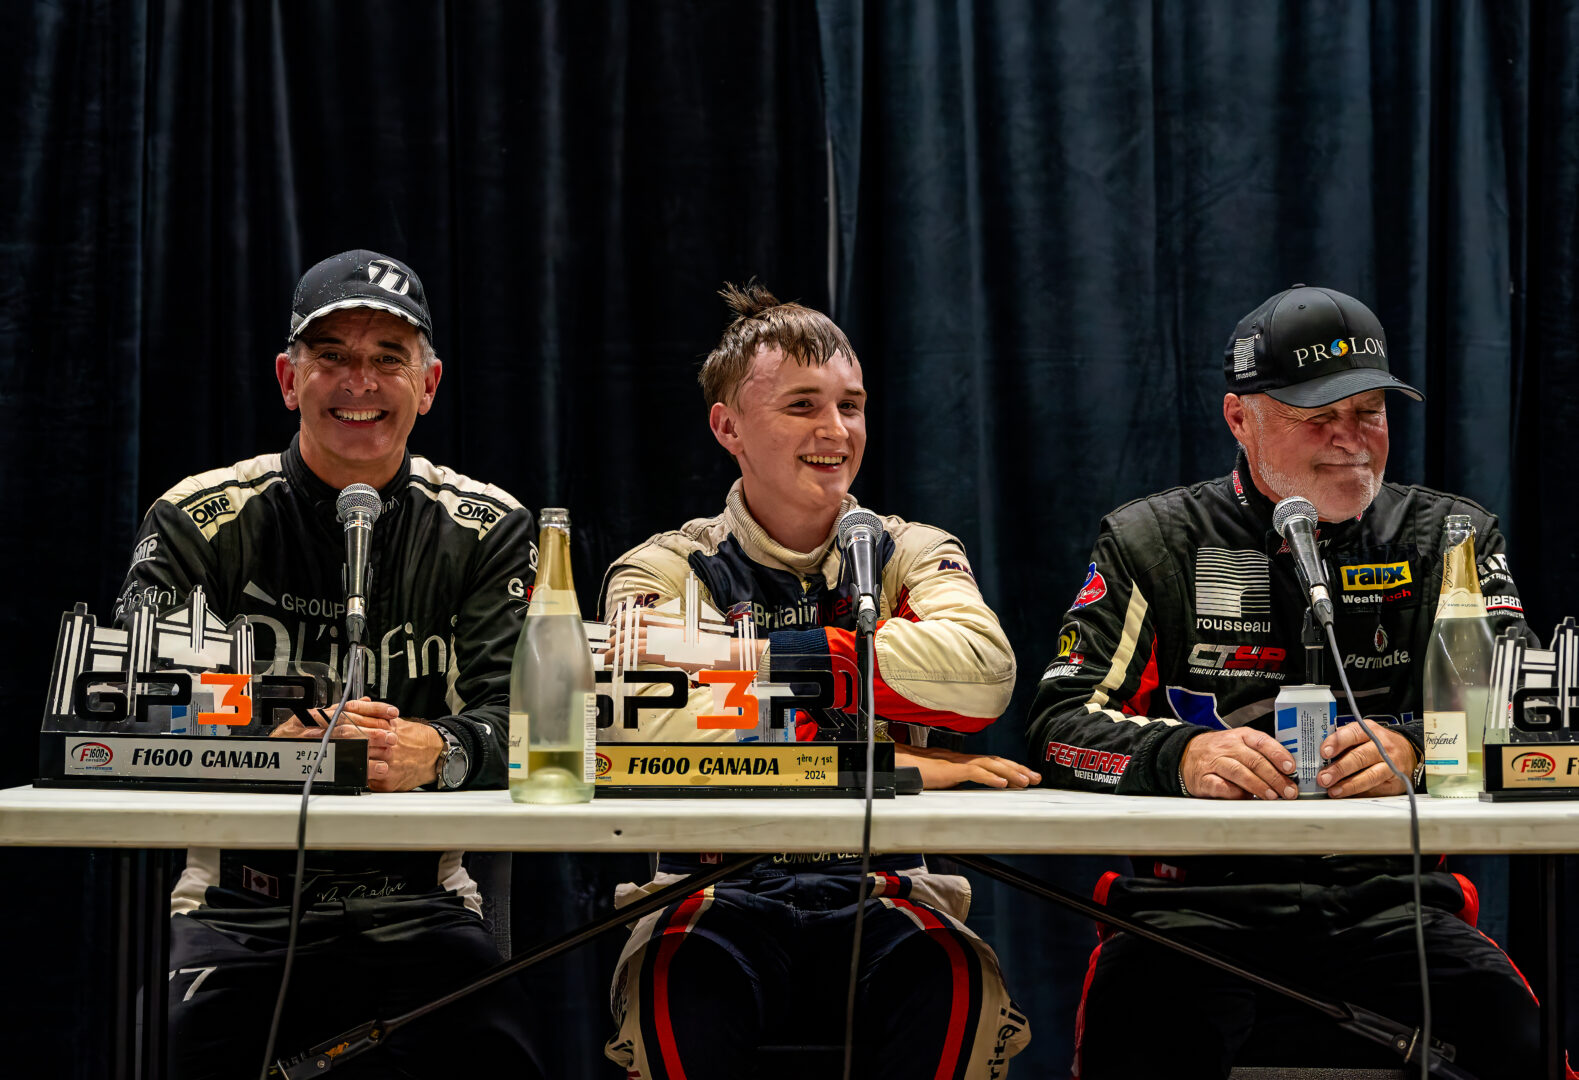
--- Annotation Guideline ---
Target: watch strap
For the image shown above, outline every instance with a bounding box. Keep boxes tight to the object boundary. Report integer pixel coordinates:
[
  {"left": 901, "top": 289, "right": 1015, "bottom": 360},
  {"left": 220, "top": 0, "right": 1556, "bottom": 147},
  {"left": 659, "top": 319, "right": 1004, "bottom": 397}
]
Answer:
[{"left": 431, "top": 722, "right": 469, "bottom": 789}]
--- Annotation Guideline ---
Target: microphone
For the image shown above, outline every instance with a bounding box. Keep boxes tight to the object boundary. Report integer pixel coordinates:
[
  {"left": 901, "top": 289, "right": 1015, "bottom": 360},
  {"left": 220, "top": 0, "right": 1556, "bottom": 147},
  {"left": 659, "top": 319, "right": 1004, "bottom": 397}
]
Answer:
[
  {"left": 335, "top": 484, "right": 383, "bottom": 646},
  {"left": 1271, "top": 496, "right": 1334, "bottom": 629},
  {"left": 837, "top": 508, "right": 885, "bottom": 635}
]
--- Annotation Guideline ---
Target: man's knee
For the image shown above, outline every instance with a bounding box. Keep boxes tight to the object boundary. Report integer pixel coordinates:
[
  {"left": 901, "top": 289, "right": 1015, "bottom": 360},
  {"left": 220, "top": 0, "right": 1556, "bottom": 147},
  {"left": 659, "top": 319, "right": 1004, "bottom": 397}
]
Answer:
[{"left": 606, "top": 933, "right": 763, "bottom": 1080}]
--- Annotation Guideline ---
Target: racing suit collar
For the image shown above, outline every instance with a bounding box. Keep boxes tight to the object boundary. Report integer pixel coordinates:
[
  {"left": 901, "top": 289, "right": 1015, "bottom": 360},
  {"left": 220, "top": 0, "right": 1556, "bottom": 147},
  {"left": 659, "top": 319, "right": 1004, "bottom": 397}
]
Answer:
[
  {"left": 1231, "top": 447, "right": 1366, "bottom": 541},
  {"left": 282, "top": 433, "right": 412, "bottom": 519},
  {"left": 724, "top": 478, "right": 859, "bottom": 590}
]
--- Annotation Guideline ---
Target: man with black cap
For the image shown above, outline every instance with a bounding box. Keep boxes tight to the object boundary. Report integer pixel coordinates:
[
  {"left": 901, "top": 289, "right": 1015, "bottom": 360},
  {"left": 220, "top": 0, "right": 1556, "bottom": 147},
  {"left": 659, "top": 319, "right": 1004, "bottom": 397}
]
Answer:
[
  {"left": 1026, "top": 286, "right": 1541, "bottom": 1078},
  {"left": 115, "top": 250, "right": 544, "bottom": 1077}
]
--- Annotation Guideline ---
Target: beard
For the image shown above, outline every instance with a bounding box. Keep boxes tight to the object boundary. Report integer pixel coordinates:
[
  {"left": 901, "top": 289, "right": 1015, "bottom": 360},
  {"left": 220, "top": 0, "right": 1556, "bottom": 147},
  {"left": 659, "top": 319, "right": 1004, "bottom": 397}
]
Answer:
[{"left": 1258, "top": 453, "right": 1382, "bottom": 520}]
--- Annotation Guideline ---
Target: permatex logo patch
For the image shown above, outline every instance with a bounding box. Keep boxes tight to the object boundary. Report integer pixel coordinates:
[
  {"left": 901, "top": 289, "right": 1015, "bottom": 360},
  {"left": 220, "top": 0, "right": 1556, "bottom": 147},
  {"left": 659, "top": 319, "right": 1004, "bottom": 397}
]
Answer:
[{"left": 1340, "top": 561, "right": 1411, "bottom": 591}]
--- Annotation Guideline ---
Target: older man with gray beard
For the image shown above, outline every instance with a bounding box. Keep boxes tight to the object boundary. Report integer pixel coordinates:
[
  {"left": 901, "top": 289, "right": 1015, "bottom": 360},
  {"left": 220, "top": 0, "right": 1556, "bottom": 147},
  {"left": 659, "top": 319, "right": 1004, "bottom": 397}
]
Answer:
[{"left": 1025, "top": 286, "right": 1543, "bottom": 1078}]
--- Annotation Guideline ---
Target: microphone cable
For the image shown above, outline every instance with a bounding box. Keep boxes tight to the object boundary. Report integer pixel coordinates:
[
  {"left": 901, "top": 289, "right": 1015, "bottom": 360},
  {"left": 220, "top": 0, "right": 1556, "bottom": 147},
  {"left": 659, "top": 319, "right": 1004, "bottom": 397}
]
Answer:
[
  {"left": 258, "top": 645, "right": 366, "bottom": 1080},
  {"left": 841, "top": 627, "right": 878, "bottom": 1080},
  {"left": 1323, "top": 621, "right": 1432, "bottom": 1079}
]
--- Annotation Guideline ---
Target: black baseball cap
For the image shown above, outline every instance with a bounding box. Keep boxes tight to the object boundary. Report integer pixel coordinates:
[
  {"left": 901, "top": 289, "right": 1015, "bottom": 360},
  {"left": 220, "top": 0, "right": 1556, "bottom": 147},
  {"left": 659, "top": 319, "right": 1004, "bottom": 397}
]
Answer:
[
  {"left": 1222, "top": 285, "right": 1423, "bottom": 408},
  {"left": 288, "top": 250, "right": 433, "bottom": 343}
]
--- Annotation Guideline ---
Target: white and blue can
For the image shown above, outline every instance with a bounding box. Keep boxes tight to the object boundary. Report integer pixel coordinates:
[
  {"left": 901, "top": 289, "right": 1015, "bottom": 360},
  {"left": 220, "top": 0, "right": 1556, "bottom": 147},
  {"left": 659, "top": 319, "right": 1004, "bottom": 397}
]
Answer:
[{"left": 1275, "top": 684, "right": 1336, "bottom": 798}]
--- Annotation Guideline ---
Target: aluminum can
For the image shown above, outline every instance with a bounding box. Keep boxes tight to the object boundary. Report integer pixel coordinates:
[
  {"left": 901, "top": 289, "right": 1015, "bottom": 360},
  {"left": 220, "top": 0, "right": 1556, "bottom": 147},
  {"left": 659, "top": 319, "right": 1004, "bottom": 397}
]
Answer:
[{"left": 1274, "top": 683, "right": 1336, "bottom": 798}]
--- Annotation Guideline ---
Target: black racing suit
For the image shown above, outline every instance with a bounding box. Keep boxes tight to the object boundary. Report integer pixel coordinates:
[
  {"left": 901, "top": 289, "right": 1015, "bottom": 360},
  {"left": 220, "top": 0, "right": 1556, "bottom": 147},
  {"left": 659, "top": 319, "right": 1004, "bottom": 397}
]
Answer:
[
  {"left": 1026, "top": 451, "right": 1540, "bottom": 1079},
  {"left": 116, "top": 435, "right": 543, "bottom": 1078}
]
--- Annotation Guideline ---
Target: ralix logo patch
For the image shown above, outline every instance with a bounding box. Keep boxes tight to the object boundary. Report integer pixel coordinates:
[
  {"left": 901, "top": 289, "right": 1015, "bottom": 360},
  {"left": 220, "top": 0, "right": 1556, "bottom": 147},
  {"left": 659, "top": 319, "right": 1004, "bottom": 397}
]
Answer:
[{"left": 1341, "top": 561, "right": 1412, "bottom": 591}]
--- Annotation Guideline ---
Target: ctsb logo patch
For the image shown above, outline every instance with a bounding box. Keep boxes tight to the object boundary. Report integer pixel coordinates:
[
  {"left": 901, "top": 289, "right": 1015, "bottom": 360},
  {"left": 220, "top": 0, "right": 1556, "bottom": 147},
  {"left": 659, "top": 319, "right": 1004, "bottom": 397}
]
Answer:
[
  {"left": 1186, "top": 643, "right": 1287, "bottom": 680},
  {"left": 1340, "top": 562, "right": 1411, "bottom": 591}
]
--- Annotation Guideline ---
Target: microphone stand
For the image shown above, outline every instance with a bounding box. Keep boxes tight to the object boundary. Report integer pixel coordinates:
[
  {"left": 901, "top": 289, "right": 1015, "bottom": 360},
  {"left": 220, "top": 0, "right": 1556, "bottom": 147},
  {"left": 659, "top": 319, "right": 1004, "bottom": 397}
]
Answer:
[
  {"left": 948, "top": 854, "right": 1472, "bottom": 1079},
  {"left": 272, "top": 854, "right": 763, "bottom": 1076},
  {"left": 1302, "top": 606, "right": 1325, "bottom": 686}
]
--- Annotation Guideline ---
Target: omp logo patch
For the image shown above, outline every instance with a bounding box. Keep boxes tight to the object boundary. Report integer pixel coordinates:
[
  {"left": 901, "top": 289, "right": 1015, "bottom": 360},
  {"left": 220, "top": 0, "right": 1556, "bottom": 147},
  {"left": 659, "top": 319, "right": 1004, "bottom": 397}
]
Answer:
[
  {"left": 1340, "top": 562, "right": 1411, "bottom": 591},
  {"left": 131, "top": 535, "right": 159, "bottom": 565},
  {"left": 455, "top": 499, "right": 499, "bottom": 525},
  {"left": 188, "top": 494, "right": 233, "bottom": 528}
]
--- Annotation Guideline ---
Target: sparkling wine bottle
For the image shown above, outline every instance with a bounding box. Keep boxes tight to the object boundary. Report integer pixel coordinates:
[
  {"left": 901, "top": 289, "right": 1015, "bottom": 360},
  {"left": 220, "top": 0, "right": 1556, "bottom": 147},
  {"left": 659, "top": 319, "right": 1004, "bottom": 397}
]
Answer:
[
  {"left": 1422, "top": 515, "right": 1494, "bottom": 798},
  {"left": 510, "top": 508, "right": 597, "bottom": 804}
]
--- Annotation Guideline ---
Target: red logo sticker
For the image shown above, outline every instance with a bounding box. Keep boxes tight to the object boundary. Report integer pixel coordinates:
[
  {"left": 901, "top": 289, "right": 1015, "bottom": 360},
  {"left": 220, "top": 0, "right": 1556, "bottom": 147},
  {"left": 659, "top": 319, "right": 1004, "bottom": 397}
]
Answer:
[
  {"left": 1072, "top": 563, "right": 1107, "bottom": 609},
  {"left": 1510, "top": 752, "right": 1555, "bottom": 778},
  {"left": 70, "top": 742, "right": 113, "bottom": 768}
]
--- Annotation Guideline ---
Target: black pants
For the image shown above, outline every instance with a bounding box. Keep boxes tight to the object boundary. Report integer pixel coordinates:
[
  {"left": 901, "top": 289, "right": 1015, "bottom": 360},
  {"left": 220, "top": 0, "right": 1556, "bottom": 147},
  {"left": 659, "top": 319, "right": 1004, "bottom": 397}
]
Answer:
[
  {"left": 1074, "top": 871, "right": 1540, "bottom": 1080},
  {"left": 167, "top": 895, "right": 544, "bottom": 1080}
]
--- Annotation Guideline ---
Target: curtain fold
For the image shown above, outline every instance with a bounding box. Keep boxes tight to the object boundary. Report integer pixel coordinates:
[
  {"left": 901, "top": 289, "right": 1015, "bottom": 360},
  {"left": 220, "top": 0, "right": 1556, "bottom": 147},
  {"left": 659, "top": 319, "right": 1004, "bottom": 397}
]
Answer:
[
  {"left": 814, "top": 0, "right": 1568, "bottom": 1070},
  {"left": 3, "top": 1, "right": 1577, "bottom": 1074}
]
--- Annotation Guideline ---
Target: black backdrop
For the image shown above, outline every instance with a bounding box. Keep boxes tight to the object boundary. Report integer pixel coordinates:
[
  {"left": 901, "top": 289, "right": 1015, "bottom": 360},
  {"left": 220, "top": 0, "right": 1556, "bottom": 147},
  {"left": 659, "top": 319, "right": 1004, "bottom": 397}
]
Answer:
[{"left": 3, "top": 1, "right": 1576, "bottom": 1076}]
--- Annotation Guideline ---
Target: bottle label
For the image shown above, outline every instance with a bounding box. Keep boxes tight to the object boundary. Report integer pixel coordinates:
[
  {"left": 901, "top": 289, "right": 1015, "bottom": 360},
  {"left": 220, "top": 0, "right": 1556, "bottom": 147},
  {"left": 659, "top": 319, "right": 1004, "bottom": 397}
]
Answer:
[
  {"left": 1434, "top": 586, "right": 1489, "bottom": 620},
  {"left": 582, "top": 693, "right": 599, "bottom": 783},
  {"left": 1423, "top": 710, "right": 1468, "bottom": 774},
  {"left": 509, "top": 712, "right": 528, "bottom": 773},
  {"left": 527, "top": 585, "right": 581, "bottom": 618}
]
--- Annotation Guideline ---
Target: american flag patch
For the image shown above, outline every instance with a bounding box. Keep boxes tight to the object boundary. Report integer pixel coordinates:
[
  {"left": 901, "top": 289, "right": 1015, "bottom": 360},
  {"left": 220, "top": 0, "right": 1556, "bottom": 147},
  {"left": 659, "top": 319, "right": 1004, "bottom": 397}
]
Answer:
[{"left": 1233, "top": 335, "right": 1257, "bottom": 380}]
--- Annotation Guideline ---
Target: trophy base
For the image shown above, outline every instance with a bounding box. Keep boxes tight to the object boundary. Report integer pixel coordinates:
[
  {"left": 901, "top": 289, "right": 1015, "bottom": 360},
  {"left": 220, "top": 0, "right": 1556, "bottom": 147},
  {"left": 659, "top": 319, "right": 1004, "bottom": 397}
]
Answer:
[
  {"left": 36, "top": 732, "right": 367, "bottom": 795},
  {"left": 594, "top": 740, "right": 896, "bottom": 798},
  {"left": 1479, "top": 740, "right": 1579, "bottom": 800}
]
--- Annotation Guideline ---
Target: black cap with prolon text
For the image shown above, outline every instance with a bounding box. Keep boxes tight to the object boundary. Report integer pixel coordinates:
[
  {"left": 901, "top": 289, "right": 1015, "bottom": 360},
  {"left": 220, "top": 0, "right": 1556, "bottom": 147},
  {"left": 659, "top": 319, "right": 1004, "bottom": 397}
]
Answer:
[
  {"left": 1222, "top": 285, "right": 1423, "bottom": 408},
  {"left": 288, "top": 250, "right": 432, "bottom": 344}
]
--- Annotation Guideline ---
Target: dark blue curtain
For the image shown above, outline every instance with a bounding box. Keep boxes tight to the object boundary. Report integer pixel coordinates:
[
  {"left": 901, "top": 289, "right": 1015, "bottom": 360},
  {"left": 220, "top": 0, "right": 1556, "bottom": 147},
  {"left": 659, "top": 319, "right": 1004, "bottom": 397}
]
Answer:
[
  {"left": 3, "top": 1, "right": 1577, "bottom": 1076},
  {"left": 2, "top": 3, "right": 828, "bottom": 1076},
  {"left": 816, "top": 0, "right": 1575, "bottom": 1074}
]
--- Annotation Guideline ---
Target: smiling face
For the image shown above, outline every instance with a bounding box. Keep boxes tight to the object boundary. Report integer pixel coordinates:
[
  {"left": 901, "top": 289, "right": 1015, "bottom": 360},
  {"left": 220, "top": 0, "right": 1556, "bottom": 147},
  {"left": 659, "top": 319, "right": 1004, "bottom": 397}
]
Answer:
[
  {"left": 710, "top": 344, "right": 866, "bottom": 545},
  {"left": 275, "top": 307, "right": 441, "bottom": 490},
  {"left": 1224, "top": 389, "right": 1389, "bottom": 521}
]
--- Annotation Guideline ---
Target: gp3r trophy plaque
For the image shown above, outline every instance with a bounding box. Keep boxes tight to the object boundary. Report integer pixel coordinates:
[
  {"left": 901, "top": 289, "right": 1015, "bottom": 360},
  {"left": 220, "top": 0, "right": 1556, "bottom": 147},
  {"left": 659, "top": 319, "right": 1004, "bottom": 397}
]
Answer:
[
  {"left": 36, "top": 588, "right": 364, "bottom": 793},
  {"left": 588, "top": 570, "right": 897, "bottom": 797},
  {"left": 1480, "top": 617, "right": 1579, "bottom": 800}
]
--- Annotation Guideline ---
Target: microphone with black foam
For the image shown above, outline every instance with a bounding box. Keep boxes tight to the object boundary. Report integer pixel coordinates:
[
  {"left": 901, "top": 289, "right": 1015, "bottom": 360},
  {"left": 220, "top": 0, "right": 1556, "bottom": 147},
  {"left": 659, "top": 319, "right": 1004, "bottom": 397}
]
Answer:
[
  {"left": 837, "top": 508, "right": 885, "bottom": 635},
  {"left": 335, "top": 483, "right": 383, "bottom": 647},
  {"left": 1272, "top": 495, "right": 1334, "bottom": 629}
]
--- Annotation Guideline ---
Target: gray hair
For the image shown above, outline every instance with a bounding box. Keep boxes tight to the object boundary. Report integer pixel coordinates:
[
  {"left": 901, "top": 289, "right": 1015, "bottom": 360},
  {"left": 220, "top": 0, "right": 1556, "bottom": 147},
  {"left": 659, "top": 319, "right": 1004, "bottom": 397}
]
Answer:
[{"left": 288, "top": 330, "right": 438, "bottom": 370}]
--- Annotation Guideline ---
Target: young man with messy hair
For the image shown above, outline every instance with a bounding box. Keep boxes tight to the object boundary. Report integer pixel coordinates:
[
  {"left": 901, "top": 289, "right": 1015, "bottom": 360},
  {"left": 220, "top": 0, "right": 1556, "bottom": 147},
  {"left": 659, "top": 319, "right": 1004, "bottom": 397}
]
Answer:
[{"left": 597, "top": 282, "right": 1033, "bottom": 1078}]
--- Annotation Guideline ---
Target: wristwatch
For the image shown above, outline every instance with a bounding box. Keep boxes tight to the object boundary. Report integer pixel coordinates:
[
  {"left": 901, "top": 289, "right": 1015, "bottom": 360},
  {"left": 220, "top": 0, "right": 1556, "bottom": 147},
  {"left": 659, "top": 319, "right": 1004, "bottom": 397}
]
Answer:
[
  {"left": 432, "top": 724, "right": 470, "bottom": 790},
  {"left": 1410, "top": 750, "right": 1427, "bottom": 792}
]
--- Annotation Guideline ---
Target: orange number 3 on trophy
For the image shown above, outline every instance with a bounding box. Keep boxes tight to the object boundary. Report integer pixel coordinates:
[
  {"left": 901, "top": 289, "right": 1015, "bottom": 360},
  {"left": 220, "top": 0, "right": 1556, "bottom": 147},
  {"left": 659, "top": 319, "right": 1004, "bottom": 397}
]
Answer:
[
  {"left": 696, "top": 670, "right": 759, "bottom": 730},
  {"left": 198, "top": 672, "right": 253, "bottom": 726}
]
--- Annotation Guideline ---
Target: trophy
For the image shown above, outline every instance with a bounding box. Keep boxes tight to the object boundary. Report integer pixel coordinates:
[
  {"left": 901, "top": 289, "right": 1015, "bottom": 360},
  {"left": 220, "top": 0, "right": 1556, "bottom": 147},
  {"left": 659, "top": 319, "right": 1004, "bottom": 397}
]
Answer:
[
  {"left": 1480, "top": 617, "right": 1579, "bottom": 800},
  {"left": 586, "top": 571, "right": 895, "bottom": 798},
  {"left": 36, "top": 589, "right": 362, "bottom": 794}
]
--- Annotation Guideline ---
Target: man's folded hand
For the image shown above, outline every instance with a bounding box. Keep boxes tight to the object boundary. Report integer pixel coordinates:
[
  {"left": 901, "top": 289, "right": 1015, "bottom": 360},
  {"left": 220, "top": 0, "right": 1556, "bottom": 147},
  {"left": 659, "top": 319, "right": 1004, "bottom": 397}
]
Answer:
[{"left": 268, "top": 697, "right": 440, "bottom": 791}]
